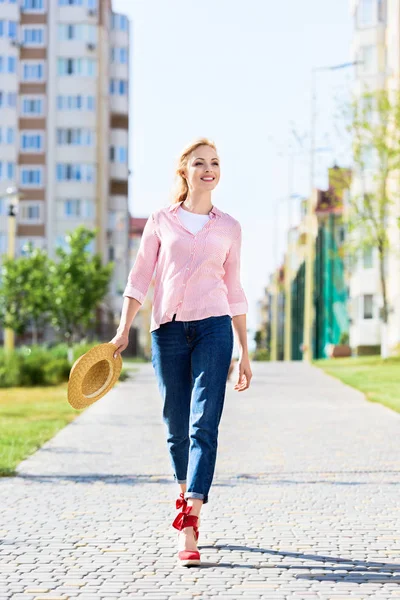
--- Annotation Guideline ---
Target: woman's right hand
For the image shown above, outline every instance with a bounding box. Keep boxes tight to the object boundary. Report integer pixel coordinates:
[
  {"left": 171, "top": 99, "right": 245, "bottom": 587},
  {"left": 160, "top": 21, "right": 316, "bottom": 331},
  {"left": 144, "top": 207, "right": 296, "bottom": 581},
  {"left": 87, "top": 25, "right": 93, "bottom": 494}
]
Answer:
[{"left": 109, "top": 330, "right": 129, "bottom": 358}]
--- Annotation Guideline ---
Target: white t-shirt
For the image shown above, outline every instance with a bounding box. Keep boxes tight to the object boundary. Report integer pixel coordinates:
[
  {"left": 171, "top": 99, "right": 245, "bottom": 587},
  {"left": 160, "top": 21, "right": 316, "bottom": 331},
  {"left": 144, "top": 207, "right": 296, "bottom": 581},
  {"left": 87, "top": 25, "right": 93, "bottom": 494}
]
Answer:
[{"left": 177, "top": 205, "right": 211, "bottom": 235}]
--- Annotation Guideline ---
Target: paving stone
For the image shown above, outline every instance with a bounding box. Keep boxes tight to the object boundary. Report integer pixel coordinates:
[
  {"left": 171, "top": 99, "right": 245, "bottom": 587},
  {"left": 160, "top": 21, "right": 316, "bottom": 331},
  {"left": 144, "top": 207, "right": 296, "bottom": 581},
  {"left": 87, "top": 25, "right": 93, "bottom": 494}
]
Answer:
[{"left": 1, "top": 363, "right": 400, "bottom": 598}]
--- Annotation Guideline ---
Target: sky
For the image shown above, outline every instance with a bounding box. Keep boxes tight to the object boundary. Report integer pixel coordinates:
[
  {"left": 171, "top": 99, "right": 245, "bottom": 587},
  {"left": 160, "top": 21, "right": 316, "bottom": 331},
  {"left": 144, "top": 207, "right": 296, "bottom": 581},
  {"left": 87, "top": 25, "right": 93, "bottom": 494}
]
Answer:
[{"left": 112, "top": 0, "right": 354, "bottom": 350}]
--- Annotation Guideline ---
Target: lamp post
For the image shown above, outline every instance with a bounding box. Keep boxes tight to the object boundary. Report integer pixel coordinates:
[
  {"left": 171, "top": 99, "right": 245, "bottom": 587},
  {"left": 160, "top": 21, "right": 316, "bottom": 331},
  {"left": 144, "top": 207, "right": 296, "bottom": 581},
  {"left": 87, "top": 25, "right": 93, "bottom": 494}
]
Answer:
[
  {"left": 3, "top": 186, "right": 22, "bottom": 354},
  {"left": 302, "top": 61, "right": 360, "bottom": 362},
  {"left": 284, "top": 193, "right": 303, "bottom": 361}
]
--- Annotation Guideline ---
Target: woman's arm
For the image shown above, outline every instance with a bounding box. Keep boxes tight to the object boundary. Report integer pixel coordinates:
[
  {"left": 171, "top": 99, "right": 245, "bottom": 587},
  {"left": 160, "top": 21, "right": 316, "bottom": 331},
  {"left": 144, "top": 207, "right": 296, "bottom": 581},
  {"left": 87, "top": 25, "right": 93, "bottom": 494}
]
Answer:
[
  {"left": 232, "top": 314, "right": 252, "bottom": 391},
  {"left": 110, "top": 212, "right": 160, "bottom": 357},
  {"left": 223, "top": 223, "right": 252, "bottom": 390},
  {"left": 110, "top": 297, "right": 141, "bottom": 358}
]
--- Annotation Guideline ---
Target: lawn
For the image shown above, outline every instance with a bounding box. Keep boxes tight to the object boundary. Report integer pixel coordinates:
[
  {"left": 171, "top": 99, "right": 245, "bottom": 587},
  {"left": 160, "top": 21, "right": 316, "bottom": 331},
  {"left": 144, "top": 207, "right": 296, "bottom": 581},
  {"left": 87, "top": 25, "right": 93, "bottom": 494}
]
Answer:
[
  {"left": 0, "top": 362, "right": 138, "bottom": 477},
  {"left": 0, "top": 383, "right": 80, "bottom": 476},
  {"left": 315, "top": 355, "right": 400, "bottom": 414}
]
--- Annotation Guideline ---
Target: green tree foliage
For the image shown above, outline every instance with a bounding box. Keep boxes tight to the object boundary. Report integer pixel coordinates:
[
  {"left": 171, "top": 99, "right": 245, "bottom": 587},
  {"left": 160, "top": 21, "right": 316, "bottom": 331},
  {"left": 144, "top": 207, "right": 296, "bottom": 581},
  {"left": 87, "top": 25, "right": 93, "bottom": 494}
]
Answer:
[
  {"left": 49, "top": 226, "right": 114, "bottom": 344},
  {"left": 345, "top": 88, "right": 400, "bottom": 325},
  {"left": 0, "top": 244, "right": 53, "bottom": 342}
]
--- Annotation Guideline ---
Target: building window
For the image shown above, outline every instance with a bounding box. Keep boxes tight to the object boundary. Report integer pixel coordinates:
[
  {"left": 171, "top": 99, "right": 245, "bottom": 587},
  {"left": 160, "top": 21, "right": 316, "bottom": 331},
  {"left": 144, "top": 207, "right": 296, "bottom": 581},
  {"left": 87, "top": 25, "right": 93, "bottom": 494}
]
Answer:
[
  {"left": 65, "top": 198, "right": 81, "bottom": 217},
  {"left": 19, "top": 201, "right": 42, "bottom": 224},
  {"left": 21, "top": 96, "right": 44, "bottom": 115},
  {"left": 23, "top": 27, "right": 45, "bottom": 45},
  {"left": 0, "top": 161, "right": 15, "bottom": 181},
  {"left": 22, "top": 0, "right": 45, "bottom": 11},
  {"left": 63, "top": 198, "right": 94, "bottom": 218},
  {"left": 20, "top": 167, "right": 43, "bottom": 186},
  {"left": 110, "top": 78, "right": 128, "bottom": 95},
  {"left": 22, "top": 61, "right": 44, "bottom": 81},
  {"left": 110, "top": 146, "right": 127, "bottom": 163},
  {"left": 57, "top": 128, "right": 94, "bottom": 146},
  {"left": 58, "top": 24, "right": 95, "bottom": 41},
  {"left": 59, "top": 0, "right": 83, "bottom": 5},
  {"left": 358, "top": 45, "right": 377, "bottom": 74},
  {"left": 87, "top": 95, "right": 95, "bottom": 110},
  {"left": 18, "top": 236, "right": 45, "bottom": 256},
  {"left": 6, "top": 127, "right": 14, "bottom": 144},
  {"left": 362, "top": 246, "right": 373, "bottom": 268},
  {"left": 57, "top": 58, "right": 96, "bottom": 77},
  {"left": 112, "top": 14, "right": 128, "bottom": 31},
  {"left": 21, "top": 131, "right": 44, "bottom": 152},
  {"left": 357, "top": 0, "right": 376, "bottom": 27},
  {"left": 111, "top": 47, "right": 128, "bottom": 64},
  {"left": 7, "top": 56, "right": 16, "bottom": 73},
  {"left": 56, "top": 163, "right": 95, "bottom": 183},
  {"left": 363, "top": 294, "right": 374, "bottom": 319},
  {"left": 7, "top": 92, "right": 16, "bottom": 107},
  {"left": 8, "top": 21, "right": 17, "bottom": 39},
  {"left": 378, "top": 0, "right": 386, "bottom": 22}
]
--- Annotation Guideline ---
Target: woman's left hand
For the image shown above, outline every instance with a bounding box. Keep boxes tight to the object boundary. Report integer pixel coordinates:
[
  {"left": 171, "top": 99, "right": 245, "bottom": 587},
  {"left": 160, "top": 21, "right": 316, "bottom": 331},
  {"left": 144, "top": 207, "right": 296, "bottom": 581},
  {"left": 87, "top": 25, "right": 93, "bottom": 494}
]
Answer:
[{"left": 234, "top": 354, "right": 252, "bottom": 391}]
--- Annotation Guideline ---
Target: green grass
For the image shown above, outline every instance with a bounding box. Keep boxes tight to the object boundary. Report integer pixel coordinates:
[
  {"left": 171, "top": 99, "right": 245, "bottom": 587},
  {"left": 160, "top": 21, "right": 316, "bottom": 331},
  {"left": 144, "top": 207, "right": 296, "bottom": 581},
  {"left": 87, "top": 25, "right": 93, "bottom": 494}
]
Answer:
[
  {"left": 0, "top": 383, "right": 80, "bottom": 476},
  {"left": 0, "top": 363, "right": 138, "bottom": 476},
  {"left": 315, "top": 355, "right": 400, "bottom": 414}
]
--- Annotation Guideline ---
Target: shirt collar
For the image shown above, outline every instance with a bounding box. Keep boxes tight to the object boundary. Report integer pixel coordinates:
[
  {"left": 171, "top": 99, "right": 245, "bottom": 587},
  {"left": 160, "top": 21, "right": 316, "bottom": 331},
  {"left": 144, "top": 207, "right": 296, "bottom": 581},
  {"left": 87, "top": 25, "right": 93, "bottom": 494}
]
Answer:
[{"left": 168, "top": 200, "right": 221, "bottom": 218}]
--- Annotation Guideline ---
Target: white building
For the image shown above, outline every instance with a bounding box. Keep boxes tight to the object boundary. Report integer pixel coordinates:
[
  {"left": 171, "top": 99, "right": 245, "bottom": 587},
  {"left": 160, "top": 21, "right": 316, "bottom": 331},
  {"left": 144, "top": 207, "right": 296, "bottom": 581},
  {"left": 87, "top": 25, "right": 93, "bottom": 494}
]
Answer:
[
  {"left": 349, "top": 0, "right": 400, "bottom": 354},
  {"left": 0, "top": 0, "right": 130, "bottom": 336}
]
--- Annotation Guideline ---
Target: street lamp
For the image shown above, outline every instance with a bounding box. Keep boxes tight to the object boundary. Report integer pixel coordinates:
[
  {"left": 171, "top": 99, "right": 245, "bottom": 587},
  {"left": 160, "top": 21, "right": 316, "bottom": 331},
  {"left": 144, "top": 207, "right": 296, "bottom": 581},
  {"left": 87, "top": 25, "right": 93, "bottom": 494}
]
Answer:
[
  {"left": 284, "top": 192, "right": 303, "bottom": 361},
  {"left": 3, "top": 186, "right": 22, "bottom": 353},
  {"left": 302, "top": 60, "right": 360, "bottom": 362}
]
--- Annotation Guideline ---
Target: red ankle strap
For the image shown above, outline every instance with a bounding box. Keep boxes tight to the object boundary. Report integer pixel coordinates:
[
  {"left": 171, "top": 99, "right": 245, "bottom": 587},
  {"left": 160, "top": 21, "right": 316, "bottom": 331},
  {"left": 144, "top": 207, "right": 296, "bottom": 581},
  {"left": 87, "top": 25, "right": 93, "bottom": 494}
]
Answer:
[
  {"left": 172, "top": 504, "right": 199, "bottom": 532},
  {"left": 176, "top": 492, "right": 187, "bottom": 510}
]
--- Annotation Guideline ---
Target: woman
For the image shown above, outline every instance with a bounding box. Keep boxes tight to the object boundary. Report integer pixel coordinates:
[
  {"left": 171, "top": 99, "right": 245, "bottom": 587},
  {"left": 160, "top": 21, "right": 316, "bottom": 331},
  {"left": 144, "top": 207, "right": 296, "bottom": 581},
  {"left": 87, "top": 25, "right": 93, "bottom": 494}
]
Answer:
[{"left": 110, "top": 138, "right": 252, "bottom": 566}]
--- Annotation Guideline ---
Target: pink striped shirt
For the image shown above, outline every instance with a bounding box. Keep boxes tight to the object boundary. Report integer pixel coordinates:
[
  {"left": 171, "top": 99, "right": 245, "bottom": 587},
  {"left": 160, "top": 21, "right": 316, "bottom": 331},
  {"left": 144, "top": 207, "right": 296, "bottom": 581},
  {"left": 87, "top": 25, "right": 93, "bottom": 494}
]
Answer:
[{"left": 123, "top": 200, "right": 248, "bottom": 332}]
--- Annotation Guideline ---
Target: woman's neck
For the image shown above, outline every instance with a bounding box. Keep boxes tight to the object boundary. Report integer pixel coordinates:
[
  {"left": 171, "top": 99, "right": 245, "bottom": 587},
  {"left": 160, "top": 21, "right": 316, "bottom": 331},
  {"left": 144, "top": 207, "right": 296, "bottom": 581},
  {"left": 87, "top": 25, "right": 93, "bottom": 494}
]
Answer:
[{"left": 182, "top": 193, "right": 213, "bottom": 215}]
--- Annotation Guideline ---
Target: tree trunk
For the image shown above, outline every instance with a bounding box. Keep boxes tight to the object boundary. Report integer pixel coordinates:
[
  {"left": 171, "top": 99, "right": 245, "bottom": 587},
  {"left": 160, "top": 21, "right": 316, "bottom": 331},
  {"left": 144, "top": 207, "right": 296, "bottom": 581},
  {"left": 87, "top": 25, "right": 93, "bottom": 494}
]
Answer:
[
  {"left": 32, "top": 321, "right": 38, "bottom": 346},
  {"left": 378, "top": 247, "right": 389, "bottom": 358}
]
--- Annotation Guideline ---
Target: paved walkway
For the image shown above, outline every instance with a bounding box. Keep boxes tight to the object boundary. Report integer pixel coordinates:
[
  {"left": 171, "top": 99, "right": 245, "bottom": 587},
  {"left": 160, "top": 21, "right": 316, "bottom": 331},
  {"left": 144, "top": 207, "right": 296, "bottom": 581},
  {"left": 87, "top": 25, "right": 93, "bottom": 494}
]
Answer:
[{"left": 1, "top": 362, "right": 400, "bottom": 599}]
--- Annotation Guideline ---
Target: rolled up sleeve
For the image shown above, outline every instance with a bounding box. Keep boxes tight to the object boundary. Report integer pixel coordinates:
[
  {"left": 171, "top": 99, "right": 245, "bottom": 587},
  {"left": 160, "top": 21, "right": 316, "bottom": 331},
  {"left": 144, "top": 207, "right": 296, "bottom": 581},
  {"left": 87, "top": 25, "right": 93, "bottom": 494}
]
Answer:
[
  {"left": 223, "top": 223, "right": 248, "bottom": 316},
  {"left": 123, "top": 212, "right": 161, "bottom": 305}
]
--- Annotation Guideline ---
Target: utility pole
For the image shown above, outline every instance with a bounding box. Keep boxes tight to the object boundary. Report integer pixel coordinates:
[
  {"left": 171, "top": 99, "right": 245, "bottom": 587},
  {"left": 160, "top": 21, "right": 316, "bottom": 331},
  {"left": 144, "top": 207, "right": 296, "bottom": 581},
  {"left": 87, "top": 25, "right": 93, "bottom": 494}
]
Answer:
[
  {"left": 3, "top": 187, "right": 22, "bottom": 354},
  {"left": 270, "top": 199, "right": 280, "bottom": 361},
  {"left": 284, "top": 146, "right": 295, "bottom": 362}
]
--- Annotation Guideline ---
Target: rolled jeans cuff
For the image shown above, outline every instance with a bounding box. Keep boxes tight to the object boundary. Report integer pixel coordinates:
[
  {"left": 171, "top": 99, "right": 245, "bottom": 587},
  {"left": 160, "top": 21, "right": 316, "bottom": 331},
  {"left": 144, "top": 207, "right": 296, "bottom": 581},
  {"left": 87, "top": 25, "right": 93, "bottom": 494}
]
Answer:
[{"left": 184, "top": 491, "right": 208, "bottom": 504}]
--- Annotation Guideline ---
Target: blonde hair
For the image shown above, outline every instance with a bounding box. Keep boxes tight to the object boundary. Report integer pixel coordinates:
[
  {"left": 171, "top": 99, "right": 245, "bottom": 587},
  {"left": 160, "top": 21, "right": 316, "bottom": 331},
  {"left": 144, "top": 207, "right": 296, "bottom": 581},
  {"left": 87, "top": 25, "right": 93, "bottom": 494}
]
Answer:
[{"left": 170, "top": 137, "right": 218, "bottom": 205}]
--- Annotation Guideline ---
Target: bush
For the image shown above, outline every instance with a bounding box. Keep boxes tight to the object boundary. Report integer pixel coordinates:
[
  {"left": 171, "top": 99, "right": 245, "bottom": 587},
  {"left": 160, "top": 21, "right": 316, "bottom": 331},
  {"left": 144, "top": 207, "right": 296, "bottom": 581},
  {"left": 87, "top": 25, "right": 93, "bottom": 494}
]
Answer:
[
  {"left": 17, "top": 346, "right": 70, "bottom": 387},
  {"left": 251, "top": 348, "right": 270, "bottom": 361},
  {"left": 0, "top": 341, "right": 132, "bottom": 387},
  {"left": 339, "top": 332, "right": 350, "bottom": 345},
  {"left": 0, "top": 351, "right": 21, "bottom": 387}
]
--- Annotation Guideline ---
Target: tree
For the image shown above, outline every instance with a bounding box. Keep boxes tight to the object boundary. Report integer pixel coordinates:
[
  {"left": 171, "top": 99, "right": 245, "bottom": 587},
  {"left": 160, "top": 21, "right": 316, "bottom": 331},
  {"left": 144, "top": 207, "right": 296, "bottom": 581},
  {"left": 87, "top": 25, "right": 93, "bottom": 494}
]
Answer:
[
  {"left": 0, "top": 245, "right": 53, "bottom": 343},
  {"left": 344, "top": 88, "right": 400, "bottom": 357},
  {"left": 49, "top": 226, "right": 114, "bottom": 350}
]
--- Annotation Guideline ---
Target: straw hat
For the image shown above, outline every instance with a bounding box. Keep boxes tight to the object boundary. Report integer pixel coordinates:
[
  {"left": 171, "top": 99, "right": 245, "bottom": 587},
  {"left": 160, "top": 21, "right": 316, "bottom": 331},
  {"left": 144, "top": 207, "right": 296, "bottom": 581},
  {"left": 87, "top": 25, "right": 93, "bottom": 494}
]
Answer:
[{"left": 67, "top": 343, "right": 123, "bottom": 410}]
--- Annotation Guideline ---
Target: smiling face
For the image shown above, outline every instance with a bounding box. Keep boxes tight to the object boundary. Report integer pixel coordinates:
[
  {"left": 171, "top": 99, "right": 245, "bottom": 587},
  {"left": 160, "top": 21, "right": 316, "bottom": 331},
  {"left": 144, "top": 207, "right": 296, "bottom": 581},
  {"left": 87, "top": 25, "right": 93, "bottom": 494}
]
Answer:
[{"left": 183, "top": 144, "right": 220, "bottom": 192}]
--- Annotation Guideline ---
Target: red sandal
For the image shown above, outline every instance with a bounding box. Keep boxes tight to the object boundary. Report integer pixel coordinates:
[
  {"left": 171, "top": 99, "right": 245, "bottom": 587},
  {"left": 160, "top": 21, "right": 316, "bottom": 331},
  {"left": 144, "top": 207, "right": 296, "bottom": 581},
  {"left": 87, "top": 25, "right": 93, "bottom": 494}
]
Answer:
[
  {"left": 172, "top": 504, "right": 201, "bottom": 566},
  {"left": 175, "top": 493, "right": 200, "bottom": 539}
]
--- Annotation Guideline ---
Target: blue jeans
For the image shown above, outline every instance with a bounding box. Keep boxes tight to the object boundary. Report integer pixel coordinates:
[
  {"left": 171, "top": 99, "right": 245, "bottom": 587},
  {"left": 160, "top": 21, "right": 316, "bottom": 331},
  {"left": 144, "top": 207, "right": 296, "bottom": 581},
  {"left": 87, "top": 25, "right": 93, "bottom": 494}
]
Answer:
[{"left": 151, "top": 314, "right": 234, "bottom": 504}]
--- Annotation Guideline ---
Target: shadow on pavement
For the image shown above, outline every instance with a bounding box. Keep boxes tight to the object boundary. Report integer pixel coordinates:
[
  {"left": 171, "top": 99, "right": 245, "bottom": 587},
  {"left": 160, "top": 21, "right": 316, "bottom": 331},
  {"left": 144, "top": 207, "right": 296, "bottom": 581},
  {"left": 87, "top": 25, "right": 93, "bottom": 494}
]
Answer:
[{"left": 197, "top": 544, "right": 400, "bottom": 581}]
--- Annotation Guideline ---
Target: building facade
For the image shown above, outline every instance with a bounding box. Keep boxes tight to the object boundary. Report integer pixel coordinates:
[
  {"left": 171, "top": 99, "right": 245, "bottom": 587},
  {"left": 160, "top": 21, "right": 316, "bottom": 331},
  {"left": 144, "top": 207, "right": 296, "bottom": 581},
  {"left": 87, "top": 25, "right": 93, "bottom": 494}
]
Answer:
[
  {"left": 0, "top": 0, "right": 130, "bottom": 336},
  {"left": 348, "top": 0, "right": 400, "bottom": 354}
]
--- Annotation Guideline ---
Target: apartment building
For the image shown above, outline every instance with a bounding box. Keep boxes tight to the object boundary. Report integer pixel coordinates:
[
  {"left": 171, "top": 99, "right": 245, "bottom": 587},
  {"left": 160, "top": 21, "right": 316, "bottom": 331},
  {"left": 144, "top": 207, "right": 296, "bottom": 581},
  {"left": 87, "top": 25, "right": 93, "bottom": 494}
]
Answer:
[
  {"left": 0, "top": 0, "right": 130, "bottom": 334},
  {"left": 349, "top": 0, "right": 399, "bottom": 354}
]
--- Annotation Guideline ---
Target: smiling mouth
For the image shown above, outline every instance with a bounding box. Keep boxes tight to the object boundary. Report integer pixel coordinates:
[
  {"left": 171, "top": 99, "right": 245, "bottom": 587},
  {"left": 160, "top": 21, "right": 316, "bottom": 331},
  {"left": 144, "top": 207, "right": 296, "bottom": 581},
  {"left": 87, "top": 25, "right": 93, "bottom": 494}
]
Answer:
[{"left": 201, "top": 177, "right": 215, "bottom": 181}]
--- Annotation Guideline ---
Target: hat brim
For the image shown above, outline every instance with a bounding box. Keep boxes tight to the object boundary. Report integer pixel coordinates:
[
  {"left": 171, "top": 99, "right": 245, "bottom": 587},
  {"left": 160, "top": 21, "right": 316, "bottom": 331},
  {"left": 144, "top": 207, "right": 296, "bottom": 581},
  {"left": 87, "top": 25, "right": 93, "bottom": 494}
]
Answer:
[{"left": 67, "top": 343, "right": 123, "bottom": 410}]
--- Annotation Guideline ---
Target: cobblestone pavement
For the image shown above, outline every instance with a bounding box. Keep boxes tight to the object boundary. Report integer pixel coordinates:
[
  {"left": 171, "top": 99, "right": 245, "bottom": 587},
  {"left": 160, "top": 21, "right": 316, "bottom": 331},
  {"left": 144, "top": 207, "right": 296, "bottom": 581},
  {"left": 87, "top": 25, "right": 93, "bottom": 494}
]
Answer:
[{"left": 1, "top": 361, "right": 400, "bottom": 600}]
